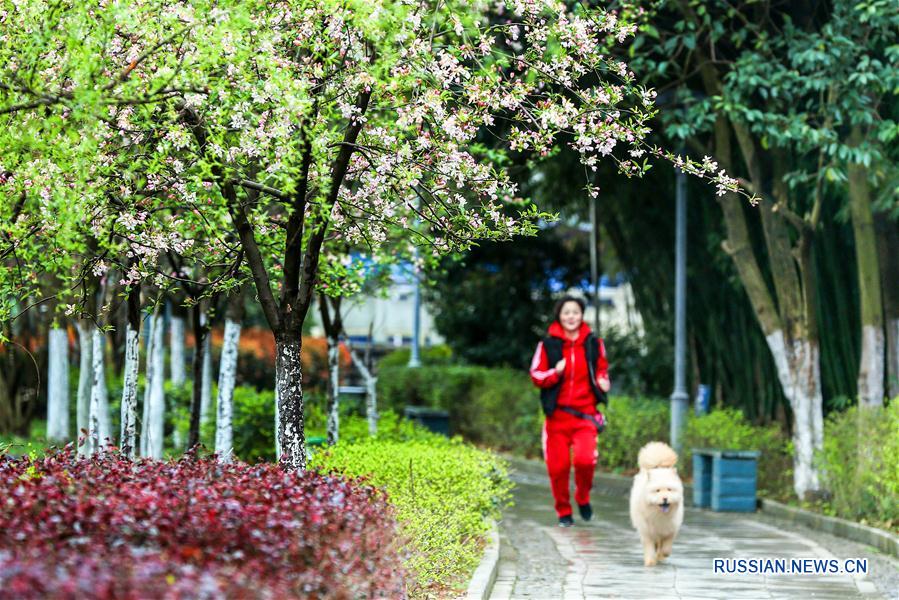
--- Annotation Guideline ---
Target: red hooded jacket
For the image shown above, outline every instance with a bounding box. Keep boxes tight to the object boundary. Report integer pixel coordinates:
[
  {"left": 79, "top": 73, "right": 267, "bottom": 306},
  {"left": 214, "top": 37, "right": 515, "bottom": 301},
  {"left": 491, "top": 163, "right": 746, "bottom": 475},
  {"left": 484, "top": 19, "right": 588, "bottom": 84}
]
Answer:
[{"left": 529, "top": 321, "right": 609, "bottom": 413}]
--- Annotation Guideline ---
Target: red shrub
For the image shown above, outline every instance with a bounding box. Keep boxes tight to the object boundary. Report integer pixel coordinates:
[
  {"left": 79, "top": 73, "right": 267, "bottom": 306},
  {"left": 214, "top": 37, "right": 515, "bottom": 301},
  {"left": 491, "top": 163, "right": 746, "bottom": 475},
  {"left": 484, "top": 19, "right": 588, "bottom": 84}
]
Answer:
[{"left": 0, "top": 448, "right": 406, "bottom": 599}]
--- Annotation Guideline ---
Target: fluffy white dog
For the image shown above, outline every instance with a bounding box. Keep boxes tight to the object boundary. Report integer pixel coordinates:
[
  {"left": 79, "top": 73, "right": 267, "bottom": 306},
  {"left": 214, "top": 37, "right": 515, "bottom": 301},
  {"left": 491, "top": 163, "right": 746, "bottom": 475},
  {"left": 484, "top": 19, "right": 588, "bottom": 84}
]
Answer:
[{"left": 629, "top": 441, "right": 684, "bottom": 566}]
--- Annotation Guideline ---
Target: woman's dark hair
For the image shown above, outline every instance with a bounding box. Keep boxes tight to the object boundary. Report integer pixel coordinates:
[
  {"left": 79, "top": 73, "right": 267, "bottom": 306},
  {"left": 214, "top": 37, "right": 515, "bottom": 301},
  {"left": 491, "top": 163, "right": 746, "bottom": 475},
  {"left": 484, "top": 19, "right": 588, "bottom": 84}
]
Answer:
[{"left": 553, "top": 295, "right": 586, "bottom": 322}]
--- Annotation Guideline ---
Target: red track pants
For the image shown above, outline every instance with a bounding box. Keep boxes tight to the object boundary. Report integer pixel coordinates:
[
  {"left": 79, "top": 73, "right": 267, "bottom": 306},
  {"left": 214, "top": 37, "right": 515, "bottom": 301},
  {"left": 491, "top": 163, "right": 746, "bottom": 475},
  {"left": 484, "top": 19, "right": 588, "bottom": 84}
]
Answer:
[{"left": 542, "top": 411, "right": 598, "bottom": 518}]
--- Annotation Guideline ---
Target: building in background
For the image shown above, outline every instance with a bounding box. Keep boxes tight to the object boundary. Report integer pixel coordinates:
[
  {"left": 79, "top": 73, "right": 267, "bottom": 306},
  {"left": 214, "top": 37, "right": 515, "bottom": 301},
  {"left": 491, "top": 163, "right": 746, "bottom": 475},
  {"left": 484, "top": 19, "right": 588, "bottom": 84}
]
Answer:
[{"left": 310, "top": 266, "right": 642, "bottom": 346}]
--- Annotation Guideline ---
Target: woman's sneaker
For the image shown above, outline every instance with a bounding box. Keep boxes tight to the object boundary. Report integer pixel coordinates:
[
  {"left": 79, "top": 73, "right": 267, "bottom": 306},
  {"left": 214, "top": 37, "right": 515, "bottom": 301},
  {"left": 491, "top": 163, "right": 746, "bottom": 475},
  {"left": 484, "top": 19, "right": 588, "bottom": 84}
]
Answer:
[
  {"left": 578, "top": 503, "right": 593, "bottom": 522},
  {"left": 558, "top": 515, "right": 574, "bottom": 527}
]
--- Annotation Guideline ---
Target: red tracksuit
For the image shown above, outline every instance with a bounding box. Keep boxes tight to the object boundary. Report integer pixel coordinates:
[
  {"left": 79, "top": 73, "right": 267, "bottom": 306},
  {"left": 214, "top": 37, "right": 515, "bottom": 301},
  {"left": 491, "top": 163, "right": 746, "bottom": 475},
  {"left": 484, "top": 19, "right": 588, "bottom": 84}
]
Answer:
[{"left": 530, "top": 321, "right": 609, "bottom": 518}]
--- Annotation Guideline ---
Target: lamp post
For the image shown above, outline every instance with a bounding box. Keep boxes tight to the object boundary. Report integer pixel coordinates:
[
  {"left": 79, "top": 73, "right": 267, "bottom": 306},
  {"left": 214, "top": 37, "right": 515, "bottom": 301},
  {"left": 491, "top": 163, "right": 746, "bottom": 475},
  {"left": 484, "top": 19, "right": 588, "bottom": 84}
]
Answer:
[
  {"left": 408, "top": 252, "right": 422, "bottom": 368},
  {"left": 589, "top": 195, "right": 600, "bottom": 333},
  {"left": 670, "top": 152, "right": 689, "bottom": 454}
]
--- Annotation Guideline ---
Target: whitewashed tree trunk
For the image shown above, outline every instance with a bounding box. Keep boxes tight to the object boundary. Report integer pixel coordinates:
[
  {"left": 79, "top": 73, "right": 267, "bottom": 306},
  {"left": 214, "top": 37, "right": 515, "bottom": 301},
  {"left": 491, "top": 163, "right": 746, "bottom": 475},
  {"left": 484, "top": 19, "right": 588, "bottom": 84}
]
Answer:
[
  {"left": 169, "top": 312, "right": 186, "bottom": 451},
  {"left": 46, "top": 327, "right": 70, "bottom": 442},
  {"left": 76, "top": 321, "right": 93, "bottom": 455},
  {"left": 766, "top": 330, "right": 823, "bottom": 499},
  {"left": 145, "top": 314, "right": 166, "bottom": 459},
  {"left": 119, "top": 325, "right": 140, "bottom": 458},
  {"left": 857, "top": 325, "right": 885, "bottom": 408},
  {"left": 215, "top": 318, "right": 241, "bottom": 462},
  {"left": 170, "top": 314, "right": 186, "bottom": 386},
  {"left": 274, "top": 384, "right": 281, "bottom": 461},
  {"left": 275, "top": 336, "right": 305, "bottom": 470},
  {"left": 140, "top": 316, "right": 154, "bottom": 457},
  {"left": 347, "top": 345, "right": 378, "bottom": 436},
  {"left": 89, "top": 328, "right": 111, "bottom": 452},
  {"left": 200, "top": 332, "right": 212, "bottom": 424},
  {"left": 326, "top": 336, "right": 340, "bottom": 445}
]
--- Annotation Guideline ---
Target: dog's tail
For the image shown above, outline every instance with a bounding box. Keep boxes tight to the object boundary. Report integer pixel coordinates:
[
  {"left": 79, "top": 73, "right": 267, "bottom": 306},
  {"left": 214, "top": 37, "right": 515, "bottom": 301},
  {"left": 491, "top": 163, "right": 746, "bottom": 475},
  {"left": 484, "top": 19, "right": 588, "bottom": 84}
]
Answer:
[{"left": 638, "top": 441, "right": 678, "bottom": 470}]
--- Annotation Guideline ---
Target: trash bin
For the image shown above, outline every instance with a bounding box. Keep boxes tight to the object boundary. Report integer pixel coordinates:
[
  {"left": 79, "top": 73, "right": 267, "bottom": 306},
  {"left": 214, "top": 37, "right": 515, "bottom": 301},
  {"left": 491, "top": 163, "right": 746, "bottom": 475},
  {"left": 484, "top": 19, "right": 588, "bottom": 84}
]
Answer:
[
  {"left": 403, "top": 406, "right": 450, "bottom": 436},
  {"left": 694, "top": 384, "right": 711, "bottom": 416},
  {"left": 692, "top": 448, "right": 760, "bottom": 512}
]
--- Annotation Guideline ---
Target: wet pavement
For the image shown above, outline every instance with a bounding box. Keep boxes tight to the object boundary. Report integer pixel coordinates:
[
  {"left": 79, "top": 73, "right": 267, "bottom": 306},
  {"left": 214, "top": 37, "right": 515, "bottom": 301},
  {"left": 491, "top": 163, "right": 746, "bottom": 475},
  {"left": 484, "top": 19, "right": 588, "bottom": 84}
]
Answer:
[{"left": 493, "top": 458, "right": 893, "bottom": 599}]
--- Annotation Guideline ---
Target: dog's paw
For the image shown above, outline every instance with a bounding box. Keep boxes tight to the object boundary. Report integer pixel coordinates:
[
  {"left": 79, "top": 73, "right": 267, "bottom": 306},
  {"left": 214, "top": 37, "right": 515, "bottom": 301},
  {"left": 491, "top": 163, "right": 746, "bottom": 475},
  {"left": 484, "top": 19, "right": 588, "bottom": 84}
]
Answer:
[{"left": 644, "top": 557, "right": 658, "bottom": 567}]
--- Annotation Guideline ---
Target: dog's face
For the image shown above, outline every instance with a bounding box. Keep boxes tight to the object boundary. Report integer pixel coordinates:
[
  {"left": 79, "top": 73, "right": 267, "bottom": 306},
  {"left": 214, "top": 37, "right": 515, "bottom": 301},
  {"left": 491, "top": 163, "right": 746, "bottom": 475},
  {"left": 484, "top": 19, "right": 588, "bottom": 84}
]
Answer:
[{"left": 644, "top": 472, "right": 683, "bottom": 514}]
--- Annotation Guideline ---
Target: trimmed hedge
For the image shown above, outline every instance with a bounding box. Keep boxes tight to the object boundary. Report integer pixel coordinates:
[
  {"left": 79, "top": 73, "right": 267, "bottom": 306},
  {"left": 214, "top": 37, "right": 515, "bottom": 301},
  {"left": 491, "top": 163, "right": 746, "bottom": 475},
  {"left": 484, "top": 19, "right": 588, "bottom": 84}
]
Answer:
[
  {"left": 378, "top": 365, "right": 544, "bottom": 456},
  {"left": 378, "top": 365, "right": 795, "bottom": 498},
  {"left": 0, "top": 449, "right": 405, "bottom": 598},
  {"left": 597, "top": 396, "right": 669, "bottom": 473},
  {"left": 311, "top": 437, "right": 512, "bottom": 597}
]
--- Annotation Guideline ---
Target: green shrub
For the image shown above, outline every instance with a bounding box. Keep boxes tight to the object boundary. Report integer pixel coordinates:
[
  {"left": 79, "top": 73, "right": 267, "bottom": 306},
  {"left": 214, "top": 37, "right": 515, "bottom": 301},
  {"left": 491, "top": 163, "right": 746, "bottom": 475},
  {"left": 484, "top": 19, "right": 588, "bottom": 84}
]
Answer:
[
  {"left": 231, "top": 386, "right": 277, "bottom": 462},
  {"left": 310, "top": 437, "right": 512, "bottom": 597},
  {"left": 378, "top": 344, "right": 455, "bottom": 368},
  {"left": 306, "top": 409, "right": 441, "bottom": 447},
  {"left": 0, "top": 419, "right": 49, "bottom": 457},
  {"left": 597, "top": 396, "right": 670, "bottom": 473},
  {"left": 378, "top": 365, "right": 543, "bottom": 456},
  {"left": 684, "top": 408, "right": 791, "bottom": 498},
  {"left": 819, "top": 402, "right": 899, "bottom": 531}
]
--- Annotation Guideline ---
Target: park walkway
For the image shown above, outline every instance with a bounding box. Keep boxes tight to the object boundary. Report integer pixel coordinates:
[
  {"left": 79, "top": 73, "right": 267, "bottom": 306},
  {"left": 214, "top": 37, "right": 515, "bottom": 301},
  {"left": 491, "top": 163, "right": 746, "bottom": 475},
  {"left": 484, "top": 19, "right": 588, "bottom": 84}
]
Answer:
[{"left": 491, "top": 458, "right": 887, "bottom": 599}]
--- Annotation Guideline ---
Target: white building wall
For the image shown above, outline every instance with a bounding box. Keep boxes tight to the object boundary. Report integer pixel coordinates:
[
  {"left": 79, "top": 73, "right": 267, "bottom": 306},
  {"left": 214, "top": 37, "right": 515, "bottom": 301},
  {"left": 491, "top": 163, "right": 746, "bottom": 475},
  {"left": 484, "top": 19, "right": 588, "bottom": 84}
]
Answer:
[{"left": 312, "top": 281, "right": 642, "bottom": 345}]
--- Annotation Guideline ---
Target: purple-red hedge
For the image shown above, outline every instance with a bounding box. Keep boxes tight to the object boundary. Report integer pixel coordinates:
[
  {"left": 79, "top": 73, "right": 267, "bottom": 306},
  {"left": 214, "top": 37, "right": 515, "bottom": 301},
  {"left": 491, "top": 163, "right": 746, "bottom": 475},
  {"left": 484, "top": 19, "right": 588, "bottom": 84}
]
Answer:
[{"left": 0, "top": 448, "right": 405, "bottom": 599}]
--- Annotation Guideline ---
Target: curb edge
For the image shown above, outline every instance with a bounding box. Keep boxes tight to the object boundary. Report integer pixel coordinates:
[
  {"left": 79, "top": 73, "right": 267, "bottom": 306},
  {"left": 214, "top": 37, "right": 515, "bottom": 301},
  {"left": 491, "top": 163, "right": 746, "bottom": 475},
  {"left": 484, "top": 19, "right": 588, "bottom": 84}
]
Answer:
[
  {"left": 759, "top": 498, "right": 899, "bottom": 560},
  {"left": 465, "top": 521, "right": 500, "bottom": 600}
]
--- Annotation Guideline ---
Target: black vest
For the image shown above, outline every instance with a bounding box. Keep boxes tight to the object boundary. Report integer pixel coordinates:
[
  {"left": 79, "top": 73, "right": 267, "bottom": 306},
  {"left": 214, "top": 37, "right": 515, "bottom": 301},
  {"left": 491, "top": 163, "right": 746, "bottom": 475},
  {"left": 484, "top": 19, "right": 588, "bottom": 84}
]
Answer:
[{"left": 539, "top": 334, "right": 607, "bottom": 417}]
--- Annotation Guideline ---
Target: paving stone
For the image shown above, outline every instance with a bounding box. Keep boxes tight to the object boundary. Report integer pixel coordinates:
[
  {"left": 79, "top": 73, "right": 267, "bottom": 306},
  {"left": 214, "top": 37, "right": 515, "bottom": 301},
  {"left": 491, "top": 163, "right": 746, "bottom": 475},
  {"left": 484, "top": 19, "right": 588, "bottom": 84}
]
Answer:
[{"left": 492, "top": 460, "right": 884, "bottom": 599}]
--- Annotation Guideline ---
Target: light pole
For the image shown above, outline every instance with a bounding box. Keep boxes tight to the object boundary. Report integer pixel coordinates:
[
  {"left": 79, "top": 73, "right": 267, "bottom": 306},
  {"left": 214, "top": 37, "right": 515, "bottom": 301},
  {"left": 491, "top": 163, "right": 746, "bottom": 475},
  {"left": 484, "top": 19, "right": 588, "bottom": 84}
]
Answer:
[
  {"left": 670, "top": 151, "right": 689, "bottom": 454},
  {"left": 589, "top": 195, "right": 600, "bottom": 333},
  {"left": 408, "top": 252, "right": 422, "bottom": 368}
]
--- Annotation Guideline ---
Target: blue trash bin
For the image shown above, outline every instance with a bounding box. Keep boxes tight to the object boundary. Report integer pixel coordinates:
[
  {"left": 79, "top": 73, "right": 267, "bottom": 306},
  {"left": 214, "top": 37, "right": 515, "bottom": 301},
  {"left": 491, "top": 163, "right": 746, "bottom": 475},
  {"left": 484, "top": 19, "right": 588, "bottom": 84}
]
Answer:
[
  {"left": 694, "top": 384, "right": 710, "bottom": 416},
  {"left": 692, "top": 448, "right": 760, "bottom": 512}
]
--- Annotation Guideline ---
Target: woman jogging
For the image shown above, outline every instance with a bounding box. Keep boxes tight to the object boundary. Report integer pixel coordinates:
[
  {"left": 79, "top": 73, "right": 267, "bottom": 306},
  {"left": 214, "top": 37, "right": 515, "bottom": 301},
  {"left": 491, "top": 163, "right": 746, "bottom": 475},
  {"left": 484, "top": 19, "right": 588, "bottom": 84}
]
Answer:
[{"left": 529, "top": 295, "right": 610, "bottom": 527}]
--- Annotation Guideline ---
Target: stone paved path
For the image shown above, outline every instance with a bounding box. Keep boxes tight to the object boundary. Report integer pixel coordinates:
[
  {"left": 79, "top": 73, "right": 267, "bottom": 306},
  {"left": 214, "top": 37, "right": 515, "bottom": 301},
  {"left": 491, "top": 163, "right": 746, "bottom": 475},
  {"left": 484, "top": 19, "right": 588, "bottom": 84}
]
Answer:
[{"left": 492, "top": 459, "right": 890, "bottom": 600}]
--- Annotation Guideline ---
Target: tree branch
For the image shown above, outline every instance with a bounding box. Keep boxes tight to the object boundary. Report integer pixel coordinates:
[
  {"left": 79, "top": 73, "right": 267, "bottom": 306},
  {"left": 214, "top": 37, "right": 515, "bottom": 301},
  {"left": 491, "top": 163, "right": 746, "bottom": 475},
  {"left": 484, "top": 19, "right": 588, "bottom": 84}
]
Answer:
[{"left": 294, "top": 91, "right": 371, "bottom": 323}]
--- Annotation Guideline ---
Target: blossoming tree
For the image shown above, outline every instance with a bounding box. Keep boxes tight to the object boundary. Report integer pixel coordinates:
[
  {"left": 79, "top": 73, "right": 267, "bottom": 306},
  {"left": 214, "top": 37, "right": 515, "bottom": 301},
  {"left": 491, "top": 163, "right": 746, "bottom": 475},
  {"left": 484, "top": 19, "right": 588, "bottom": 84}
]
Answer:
[{"left": 1, "top": 0, "right": 740, "bottom": 469}]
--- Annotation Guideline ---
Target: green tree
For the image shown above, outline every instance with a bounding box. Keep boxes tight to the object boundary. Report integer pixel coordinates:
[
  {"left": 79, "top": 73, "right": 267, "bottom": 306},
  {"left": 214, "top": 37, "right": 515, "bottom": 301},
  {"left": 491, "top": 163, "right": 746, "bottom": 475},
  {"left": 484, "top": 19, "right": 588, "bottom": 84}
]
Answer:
[{"left": 425, "top": 225, "right": 591, "bottom": 368}]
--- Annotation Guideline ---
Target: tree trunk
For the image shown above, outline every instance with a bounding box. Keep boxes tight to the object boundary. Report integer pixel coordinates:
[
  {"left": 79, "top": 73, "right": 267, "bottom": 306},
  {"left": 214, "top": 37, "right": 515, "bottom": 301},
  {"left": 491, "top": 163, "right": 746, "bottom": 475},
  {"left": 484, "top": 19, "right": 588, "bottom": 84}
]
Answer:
[
  {"left": 120, "top": 325, "right": 139, "bottom": 458},
  {"left": 348, "top": 345, "right": 378, "bottom": 436},
  {"left": 76, "top": 321, "right": 93, "bottom": 455},
  {"left": 201, "top": 332, "right": 212, "bottom": 424},
  {"left": 848, "top": 127, "right": 884, "bottom": 408},
  {"left": 46, "top": 327, "right": 69, "bottom": 442},
  {"left": 766, "top": 330, "right": 823, "bottom": 498},
  {"left": 140, "top": 315, "right": 152, "bottom": 457},
  {"left": 143, "top": 313, "right": 166, "bottom": 459},
  {"left": 275, "top": 335, "right": 305, "bottom": 470},
  {"left": 169, "top": 306, "right": 186, "bottom": 386},
  {"left": 89, "top": 328, "right": 111, "bottom": 452},
  {"left": 875, "top": 214, "right": 899, "bottom": 399},
  {"left": 274, "top": 384, "right": 281, "bottom": 461},
  {"left": 215, "top": 318, "right": 241, "bottom": 462},
  {"left": 215, "top": 288, "right": 243, "bottom": 462},
  {"left": 188, "top": 304, "right": 209, "bottom": 449},
  {"left": 319, "top": 295, "right": 343, "bottom": 445},
  {"left": 119, "top": 282, "right": 141, "bottom": 459},
  {"left": 714, "top": 120, "right": 823, "bottom": 499},
  {"left": 326, "top": 335, "right": 340, "bottom": 445}
]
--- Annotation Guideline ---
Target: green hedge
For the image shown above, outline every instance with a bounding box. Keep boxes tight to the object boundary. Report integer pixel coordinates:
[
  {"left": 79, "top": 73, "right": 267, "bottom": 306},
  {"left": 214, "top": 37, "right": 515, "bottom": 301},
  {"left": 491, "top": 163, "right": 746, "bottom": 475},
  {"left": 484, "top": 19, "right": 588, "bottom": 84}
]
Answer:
[
  {"left": 310, "top": 437, "right": 512, "bottom": 597},
  {"left": 597, "top": 396, "right": 669, "bottom": 473},
  {"left": 818, "top": 402, "right": 899, "bottom": 532},
  {"left": 378, "top": 365, "right": 796, "bottom": 498},
  {"left": 378, "top": 344, "right": 455, "bottom": 368},
  {"left": 377, "top": 365, "right": 544, "bottom": 456},
  {"left": 684, "top": 408, "right": 792, "bottom": 499}
]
